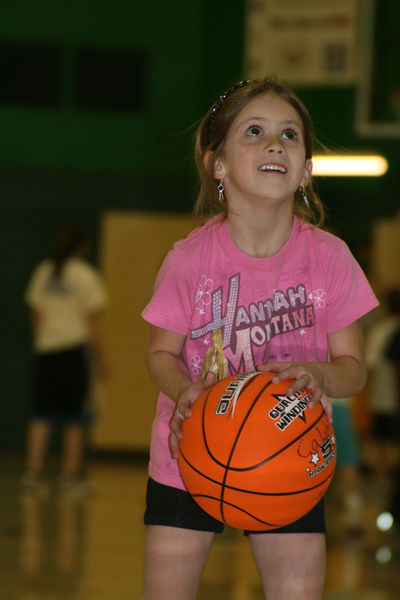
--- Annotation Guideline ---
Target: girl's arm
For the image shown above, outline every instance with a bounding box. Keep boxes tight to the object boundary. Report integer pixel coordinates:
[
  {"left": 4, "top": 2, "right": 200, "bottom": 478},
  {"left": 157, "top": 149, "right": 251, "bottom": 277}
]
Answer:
[
  {"left": 30, "top": 309, "right": 41, "bottom": 333},
  {"left": 86, "top": 311, "right": 109, "bottom": 377},
  {"left": 258, "top": 320, "right": 367, "bottom": 422},
  {"left": 146, "top": 325, "right": 215, "bottom": 458}
]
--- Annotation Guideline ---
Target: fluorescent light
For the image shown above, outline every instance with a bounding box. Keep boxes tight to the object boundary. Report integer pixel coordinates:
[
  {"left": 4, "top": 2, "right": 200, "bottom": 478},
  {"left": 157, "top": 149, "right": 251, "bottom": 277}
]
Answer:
[
  {"left": 375, "top": 546, "right": 392, "bottom": 564},
  {"left": 312, "top": 155, "right": 388, "bottom": 177},
  {"left": 376, "top": 511, "right": 394, "bottom": 532}
]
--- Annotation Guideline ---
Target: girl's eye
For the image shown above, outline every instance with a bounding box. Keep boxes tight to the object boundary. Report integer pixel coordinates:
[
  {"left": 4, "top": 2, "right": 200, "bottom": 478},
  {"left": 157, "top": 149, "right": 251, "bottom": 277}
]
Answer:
[
  {"left": 282, "top": 129, "right": 297, "bottom": 140},
  {"left": 247, "top": 125, "right": 262, "bottom": 136}
]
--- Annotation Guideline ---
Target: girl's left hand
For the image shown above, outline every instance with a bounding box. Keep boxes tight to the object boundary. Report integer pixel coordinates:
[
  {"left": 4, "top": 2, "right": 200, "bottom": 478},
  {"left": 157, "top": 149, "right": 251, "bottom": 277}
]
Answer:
[{"left": 257, "top": 361, "right": 333, "bottom": 423}]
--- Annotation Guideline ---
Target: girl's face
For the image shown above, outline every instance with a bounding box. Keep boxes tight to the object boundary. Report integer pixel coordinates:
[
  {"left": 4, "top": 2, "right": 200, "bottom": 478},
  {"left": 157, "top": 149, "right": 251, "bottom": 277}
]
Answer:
[{"left": 213, "top": 92, "right": 312, "bottom": 210}]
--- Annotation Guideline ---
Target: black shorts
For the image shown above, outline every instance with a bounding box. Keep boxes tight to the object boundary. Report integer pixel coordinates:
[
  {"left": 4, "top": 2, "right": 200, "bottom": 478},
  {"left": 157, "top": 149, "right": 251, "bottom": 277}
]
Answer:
[
  {"left": 144, "top": 478, "right": 326, "bottom": 535},
  {"left": 32, "top": 345, "right": 91, "bottom": 424}
]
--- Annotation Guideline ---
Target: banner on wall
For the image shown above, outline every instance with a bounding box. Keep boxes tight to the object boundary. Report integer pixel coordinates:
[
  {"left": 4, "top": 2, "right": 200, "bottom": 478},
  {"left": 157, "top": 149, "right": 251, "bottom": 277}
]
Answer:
[
  {"left": 354, "top": 0, "right": 400, "bottom": 138},
  {"left": 245, "top": 0, "right": 359, "bottom": 86}
]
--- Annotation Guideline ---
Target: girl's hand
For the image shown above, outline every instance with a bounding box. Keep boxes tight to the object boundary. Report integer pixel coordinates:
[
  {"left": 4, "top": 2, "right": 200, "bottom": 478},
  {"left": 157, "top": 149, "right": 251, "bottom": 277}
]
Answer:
[
  {"left": 257, "top": 361, "right": 333, "bottom": 423},
  {"left": 169, "top": 372, "right": 215, "bottom": 459}
]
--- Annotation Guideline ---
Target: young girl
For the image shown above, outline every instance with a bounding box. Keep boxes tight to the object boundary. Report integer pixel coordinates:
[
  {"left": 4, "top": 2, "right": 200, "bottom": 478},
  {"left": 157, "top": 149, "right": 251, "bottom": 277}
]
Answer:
[
  {"left": 141, "top": 76, "right": 378, "bottom": 599},
  {"left": 23, "top": 225, "right": 108, "bottom": 496}
]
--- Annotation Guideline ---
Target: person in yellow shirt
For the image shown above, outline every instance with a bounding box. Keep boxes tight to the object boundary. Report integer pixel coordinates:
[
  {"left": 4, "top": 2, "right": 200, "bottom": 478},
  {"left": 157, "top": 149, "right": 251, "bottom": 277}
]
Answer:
[{"left": 22, "top": 225, "right": 108, "bottom": 496}]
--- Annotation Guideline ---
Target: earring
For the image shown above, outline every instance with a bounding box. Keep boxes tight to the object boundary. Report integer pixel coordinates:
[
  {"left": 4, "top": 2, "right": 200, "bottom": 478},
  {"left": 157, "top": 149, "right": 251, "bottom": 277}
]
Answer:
[
  {"left": 217, "top": 180, "right": 225, "bottom": 203},
  {"left": 300, "top": 186, "right": 310, "bottom": 208}
]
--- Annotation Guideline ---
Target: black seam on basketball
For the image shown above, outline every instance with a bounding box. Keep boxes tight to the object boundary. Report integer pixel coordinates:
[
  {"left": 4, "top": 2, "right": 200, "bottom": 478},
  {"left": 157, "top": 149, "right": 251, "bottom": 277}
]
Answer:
[
  {"left": 220, "top": 378, "right": 274, "bottom": 522},
  {"left": 199, "top": 378, "right": 327, "bottom": 474},
  {"left": 190, "top": 493, "right": 279, "bottom": 527},
  {"left": 199, "top": 374, "right": 272, "bottom": 470},
  {"left": 225, "top": 373, "right": 265, "bottom": 420},
  {"left": 179, "top": 445, "right": 333, "bottom": 496},
  {"left": 229, "top": 406, "right": 327, "bottom": 472}
]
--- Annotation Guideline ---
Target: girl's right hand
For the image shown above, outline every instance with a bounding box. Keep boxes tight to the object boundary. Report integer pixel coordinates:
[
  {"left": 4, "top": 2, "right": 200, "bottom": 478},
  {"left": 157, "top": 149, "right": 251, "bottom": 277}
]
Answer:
[{"left": 169, "top": 372, "right": 215, "bottom": 459}]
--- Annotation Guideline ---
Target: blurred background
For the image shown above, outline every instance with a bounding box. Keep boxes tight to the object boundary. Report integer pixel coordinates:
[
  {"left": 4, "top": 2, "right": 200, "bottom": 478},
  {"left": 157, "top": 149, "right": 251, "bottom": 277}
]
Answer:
[{"left": 1, "top": 0, "right": 400, "bottom": 598}]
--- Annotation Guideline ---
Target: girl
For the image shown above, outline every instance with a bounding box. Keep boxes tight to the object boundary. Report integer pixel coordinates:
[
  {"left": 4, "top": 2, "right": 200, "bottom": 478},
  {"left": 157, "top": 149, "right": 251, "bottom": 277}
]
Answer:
[
  {"left": 23, "top": 225, "right": 108, "bottom": 496},
  {"left": 141, "top": 76, "right": 378, "bottom": 599}
]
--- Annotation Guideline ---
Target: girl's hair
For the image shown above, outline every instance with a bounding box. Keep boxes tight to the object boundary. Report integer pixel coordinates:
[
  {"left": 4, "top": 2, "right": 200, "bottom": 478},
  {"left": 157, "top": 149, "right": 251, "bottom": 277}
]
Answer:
[
  {"left": 194, "top": 75, "right": 325, "bottom": 226},
  {"left": 52, "top": 225, "right": 88, "bottom": 278}
]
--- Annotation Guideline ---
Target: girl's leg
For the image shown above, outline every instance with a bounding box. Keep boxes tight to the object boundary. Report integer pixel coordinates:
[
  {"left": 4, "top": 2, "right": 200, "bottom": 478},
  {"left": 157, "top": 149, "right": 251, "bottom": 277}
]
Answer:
[
  {"left": 25, "top": 420, "right": 52, "bottom": 474},
  {"left": 143, "top": 525, "right": 214, "bottom": 600},
  {"left": 249, "top": 532, "right": 326, "bottom": 600},
  {"left": 61, "top": 424, "right": 85, "bottom": 477}
]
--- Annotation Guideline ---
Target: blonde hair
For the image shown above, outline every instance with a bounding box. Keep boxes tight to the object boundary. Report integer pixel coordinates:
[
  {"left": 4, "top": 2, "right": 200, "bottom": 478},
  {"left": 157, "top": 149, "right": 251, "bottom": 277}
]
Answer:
[
  {"left": 193, "top": 76, "right": 325, "bottom": 227},
  {"left": 201, "top": 328, "right": 228, "bottom": 382}
]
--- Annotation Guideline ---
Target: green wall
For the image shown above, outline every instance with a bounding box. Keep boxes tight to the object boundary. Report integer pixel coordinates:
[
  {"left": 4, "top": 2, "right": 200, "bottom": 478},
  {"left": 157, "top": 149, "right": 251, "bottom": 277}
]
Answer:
[
  {"left": 0, "top": 0, "right": 398, "bottom": 449},
  {"left": 0, "top": 0, "right": 245, "bottom": 449}
]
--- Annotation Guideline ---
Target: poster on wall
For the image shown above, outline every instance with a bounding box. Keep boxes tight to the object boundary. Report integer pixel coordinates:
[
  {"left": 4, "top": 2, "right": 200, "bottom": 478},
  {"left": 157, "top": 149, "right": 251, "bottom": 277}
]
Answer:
[
  {"left": 245, "top": 0, "right": 359, "bottom": 86},
  {"left": 355, "top": 0, "right": 400, "bottom": 138}
]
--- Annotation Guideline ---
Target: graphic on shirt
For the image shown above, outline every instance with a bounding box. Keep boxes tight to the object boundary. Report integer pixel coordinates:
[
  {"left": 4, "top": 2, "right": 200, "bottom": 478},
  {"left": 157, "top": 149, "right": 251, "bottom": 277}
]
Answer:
[
  {"left": 194, "top": 275, "right": 213, "bottom": 315},
  {"left": 191, "top": 273, "right": 322, "bottom": 375},
  {"left": 308, "top": 289, "right": 327, "bottom": 308},
  {"left": 201, "top": 328, "right": 228, "bottom": 382},
  {"left": 190, "top": 355, "right": 203, "bottom": 376},
  {"left": 44, "top": 276, "right": 74, "bottom": 295}
]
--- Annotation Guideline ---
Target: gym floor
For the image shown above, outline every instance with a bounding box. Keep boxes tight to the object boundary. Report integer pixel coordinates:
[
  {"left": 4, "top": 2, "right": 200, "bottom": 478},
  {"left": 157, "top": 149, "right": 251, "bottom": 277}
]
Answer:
[{"left": 1, "top": 452, "right": 399, "bottom": 600}]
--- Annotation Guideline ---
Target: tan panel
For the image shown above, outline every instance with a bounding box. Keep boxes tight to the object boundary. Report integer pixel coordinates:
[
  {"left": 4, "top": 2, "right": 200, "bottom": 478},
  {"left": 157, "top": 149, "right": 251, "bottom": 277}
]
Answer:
[
  {"left": 371, "top": 215, "right": 400, "bottom": 294},
  {"left": 91, "top": 211, "right": 198, "bottom": 451}
]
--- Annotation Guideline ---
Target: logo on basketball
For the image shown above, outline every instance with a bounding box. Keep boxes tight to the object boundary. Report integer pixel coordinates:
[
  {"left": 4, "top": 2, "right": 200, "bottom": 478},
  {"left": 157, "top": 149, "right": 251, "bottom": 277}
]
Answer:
[
  {"left": 268, "top": 388, "right": 311, "bottom": 431},
  {"left": 304, "top": 434, "right": 337, "bottom": 479},
  {"left": 215, "top": 372, "right": 259, "bottom": 417}
]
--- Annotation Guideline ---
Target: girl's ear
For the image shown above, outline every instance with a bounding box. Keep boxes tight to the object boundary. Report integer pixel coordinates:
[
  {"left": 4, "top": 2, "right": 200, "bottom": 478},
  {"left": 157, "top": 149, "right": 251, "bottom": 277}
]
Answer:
[
  {"left": 213, "top": 158, "right": 226, "bottom": 179},
  {"left": 301, "top": 159, "right": 313, "bottom": 187},
  {"left": 204, "top": 150, "right": 226, "bottom": 178}
]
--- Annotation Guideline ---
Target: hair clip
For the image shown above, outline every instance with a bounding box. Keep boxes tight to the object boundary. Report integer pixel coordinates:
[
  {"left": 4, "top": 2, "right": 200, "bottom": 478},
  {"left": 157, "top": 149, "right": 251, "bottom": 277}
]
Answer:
[{"left": 206, "top": 80, "right": 251, "bottom": 145}]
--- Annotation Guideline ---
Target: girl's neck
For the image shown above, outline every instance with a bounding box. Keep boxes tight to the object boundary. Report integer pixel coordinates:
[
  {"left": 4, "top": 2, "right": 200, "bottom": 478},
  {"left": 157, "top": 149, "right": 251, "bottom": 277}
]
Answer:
[{"left": 227, "top": 203, "right": 294, "bottom": 258}]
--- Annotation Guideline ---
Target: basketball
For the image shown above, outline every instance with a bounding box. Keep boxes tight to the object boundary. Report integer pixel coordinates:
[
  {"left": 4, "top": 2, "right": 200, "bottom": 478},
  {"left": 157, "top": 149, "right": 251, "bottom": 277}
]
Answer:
[{"left": 178, "top": 371, "right": 336, "bottom": 531}]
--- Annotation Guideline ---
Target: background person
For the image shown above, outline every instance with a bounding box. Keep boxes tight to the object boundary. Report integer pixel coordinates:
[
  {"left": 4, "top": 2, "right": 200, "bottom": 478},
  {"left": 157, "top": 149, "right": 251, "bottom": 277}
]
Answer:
[
  {"left": 22, "top": 225, "right": 108, "bottom": 496},
  {"left": 365, "top": 288, "right": 400, "bottom": 483}
]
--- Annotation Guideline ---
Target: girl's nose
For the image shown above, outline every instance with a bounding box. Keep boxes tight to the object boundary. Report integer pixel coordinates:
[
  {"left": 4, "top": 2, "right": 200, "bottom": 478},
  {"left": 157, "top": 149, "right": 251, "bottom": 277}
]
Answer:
[{"left": 264, "top": 136, "right": 284, "bottom": 153}]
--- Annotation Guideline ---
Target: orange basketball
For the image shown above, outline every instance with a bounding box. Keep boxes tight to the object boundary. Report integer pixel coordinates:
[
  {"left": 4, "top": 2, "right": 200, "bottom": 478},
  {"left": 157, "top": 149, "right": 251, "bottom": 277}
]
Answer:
[{"left": 178, "top": 371, "right": 336, "bottom": 531}]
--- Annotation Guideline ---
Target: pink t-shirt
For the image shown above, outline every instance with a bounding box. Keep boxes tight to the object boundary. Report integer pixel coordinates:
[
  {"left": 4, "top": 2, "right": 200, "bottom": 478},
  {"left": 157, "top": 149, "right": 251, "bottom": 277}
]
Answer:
[{"left": 142, "top": 216, "right": 378, "bottom": 489}]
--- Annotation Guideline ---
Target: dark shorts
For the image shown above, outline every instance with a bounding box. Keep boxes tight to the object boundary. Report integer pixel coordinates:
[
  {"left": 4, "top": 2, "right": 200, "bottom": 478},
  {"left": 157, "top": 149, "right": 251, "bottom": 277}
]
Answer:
[
  {"left": 32, "top": 345, "right": 91, "bottom": 424},
  {"left": 144, "top": 477, "right": 326, "bottom": 535}
]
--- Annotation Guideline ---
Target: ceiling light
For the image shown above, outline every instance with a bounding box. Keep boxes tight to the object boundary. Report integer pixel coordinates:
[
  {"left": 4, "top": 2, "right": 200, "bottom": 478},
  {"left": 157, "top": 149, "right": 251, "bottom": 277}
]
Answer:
[{"left": 312, "top": 155, "right": 388, "bottom": 177}]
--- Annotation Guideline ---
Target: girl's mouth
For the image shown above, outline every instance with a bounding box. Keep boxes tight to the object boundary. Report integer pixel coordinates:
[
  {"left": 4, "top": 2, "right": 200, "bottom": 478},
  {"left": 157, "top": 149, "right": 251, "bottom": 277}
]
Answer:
[{"left": 258, "top": 163, "right": 287, "bottom": 174}]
